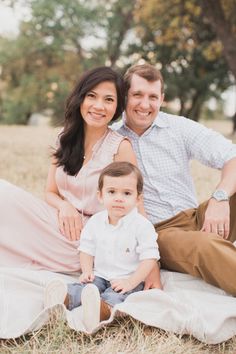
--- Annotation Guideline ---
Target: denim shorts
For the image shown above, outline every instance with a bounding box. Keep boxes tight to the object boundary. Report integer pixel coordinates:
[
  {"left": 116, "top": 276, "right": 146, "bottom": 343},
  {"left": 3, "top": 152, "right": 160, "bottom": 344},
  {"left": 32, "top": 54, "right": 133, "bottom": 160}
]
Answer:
[{"left": 67, "top": 275, "right": 144, "bottom": 311}]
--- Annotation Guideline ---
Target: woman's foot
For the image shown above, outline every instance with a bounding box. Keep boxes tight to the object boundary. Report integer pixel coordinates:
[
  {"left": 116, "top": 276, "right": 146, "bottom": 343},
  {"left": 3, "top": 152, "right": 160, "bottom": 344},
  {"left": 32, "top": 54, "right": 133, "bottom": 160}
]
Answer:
[
  {"left": 44, "top": 279, "right": 68, "bottom": 308},
  {"left": 81, "top": 284, "right": 111, "bottom": 332}
]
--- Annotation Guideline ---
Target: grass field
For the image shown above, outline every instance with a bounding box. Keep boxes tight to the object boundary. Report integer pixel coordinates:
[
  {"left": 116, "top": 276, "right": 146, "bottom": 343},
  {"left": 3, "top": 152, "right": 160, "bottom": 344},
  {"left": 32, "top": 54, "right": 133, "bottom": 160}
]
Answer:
[{"left": 0, "top": 121, "right": 236, "bottom": 353}]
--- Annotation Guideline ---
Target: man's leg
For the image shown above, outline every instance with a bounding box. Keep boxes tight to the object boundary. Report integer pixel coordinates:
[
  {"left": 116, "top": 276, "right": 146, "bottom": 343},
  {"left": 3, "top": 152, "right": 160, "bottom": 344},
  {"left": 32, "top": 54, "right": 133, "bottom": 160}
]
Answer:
[{"left": 155, "top": 193, "right": 236, "bottom": 295}]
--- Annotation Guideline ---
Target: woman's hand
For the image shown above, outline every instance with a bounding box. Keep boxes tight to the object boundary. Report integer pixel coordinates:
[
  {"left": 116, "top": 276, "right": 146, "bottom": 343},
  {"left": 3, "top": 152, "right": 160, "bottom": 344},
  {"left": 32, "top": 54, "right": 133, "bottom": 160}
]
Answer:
[{"left": 58, "top": 200, "right": 83, "bottom": 241}]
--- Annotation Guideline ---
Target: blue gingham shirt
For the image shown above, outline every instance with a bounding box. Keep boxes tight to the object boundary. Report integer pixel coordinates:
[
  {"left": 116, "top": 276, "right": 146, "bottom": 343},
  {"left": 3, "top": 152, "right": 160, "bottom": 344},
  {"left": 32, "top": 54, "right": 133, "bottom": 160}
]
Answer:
[{"left": 114, "top": 112, "right": 236, "bottom": 224}]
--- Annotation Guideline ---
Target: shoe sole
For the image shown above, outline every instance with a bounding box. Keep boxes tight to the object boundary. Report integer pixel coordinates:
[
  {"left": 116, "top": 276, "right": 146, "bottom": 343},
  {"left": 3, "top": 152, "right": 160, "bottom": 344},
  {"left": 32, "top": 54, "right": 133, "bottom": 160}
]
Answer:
[
  {"left": 81, "top": 284, "right": 100, "bottom": 332},
  {"left": 44, "top": 279, "right": 67, "bottom": 308}
]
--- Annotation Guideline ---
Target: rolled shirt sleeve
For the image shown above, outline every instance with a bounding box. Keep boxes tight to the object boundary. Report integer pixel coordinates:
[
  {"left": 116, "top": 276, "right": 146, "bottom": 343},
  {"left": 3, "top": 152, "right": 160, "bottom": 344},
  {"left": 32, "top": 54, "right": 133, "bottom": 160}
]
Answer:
[{"left": 135, "top": 219, "right": 160, "bottom": 261}]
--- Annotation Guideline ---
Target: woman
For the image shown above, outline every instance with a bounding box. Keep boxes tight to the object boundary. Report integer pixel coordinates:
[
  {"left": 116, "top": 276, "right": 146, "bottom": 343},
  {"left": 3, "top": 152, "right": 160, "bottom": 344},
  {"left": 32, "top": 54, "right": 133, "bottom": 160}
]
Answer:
[{"left": 0, "top": 66, "right": 137, "bottom": 273}]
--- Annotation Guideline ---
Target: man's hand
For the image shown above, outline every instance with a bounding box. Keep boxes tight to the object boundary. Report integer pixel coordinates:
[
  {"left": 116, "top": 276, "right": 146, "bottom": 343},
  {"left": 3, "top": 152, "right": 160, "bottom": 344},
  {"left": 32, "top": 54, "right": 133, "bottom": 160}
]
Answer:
[
  {"left": 79, "top": 272, "right": 95, "bottom": 283},
  {"left": 58, "top": 200, "right": 83, "bottom": 241},
  {"left": 201, "top": 198, "right": 230, "bottom": 239},
  {"left": 144, "top": 263, "right": 162, "bottom": 290},
  {"left": 111, "top": 278, "right": 134, "bottom": 294}
]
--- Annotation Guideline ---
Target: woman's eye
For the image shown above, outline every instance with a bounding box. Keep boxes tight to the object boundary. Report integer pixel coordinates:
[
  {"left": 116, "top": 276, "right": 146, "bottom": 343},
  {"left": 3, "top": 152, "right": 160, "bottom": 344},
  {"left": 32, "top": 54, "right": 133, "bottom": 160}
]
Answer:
[{"left": 106, "top": 97, "right": 114, "bottom": 102}]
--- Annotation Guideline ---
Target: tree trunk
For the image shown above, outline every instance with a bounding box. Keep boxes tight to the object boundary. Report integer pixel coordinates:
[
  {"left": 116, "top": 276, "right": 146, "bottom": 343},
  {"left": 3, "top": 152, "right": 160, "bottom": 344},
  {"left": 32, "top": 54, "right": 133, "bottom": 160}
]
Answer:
[{"left": 199, "top": 0, "right": 236, "bottom": 79}]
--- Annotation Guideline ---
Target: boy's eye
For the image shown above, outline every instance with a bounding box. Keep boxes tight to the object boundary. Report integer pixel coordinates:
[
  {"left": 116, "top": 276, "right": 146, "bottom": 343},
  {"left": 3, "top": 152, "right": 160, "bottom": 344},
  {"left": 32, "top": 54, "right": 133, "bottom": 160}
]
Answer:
[
  {"left": 108, "top": 190, "right": 115, "bottom": 194},
  {"left": 124, "top": 191, "right": 131, "bottom": 196}
]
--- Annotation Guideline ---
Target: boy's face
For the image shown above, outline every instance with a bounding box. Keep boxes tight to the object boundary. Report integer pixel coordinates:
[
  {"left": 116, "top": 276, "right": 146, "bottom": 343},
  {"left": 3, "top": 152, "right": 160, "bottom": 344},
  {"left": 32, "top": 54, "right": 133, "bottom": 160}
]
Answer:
[{"left": 98, "top": 172, "right": 141, "bottom": 224}]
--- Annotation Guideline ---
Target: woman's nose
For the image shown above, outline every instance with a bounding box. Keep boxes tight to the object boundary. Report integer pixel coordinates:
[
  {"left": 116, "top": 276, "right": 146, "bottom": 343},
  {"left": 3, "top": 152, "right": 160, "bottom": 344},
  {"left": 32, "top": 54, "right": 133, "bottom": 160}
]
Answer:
[{"left": 93, "top": 99, "right": 104, "bottom": 110}]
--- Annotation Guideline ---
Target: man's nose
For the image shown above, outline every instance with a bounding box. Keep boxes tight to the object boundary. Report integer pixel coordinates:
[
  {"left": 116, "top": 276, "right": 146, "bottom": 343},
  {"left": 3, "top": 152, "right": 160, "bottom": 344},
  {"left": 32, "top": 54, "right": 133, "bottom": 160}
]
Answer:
[{"left": 139, "top": 96, "right": 150, "bottom": 109}]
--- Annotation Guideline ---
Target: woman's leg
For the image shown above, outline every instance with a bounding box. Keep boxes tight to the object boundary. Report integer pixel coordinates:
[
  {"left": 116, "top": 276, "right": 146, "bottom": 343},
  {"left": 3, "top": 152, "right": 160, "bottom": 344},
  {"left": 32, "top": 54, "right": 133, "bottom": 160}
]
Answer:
[{"left": 0, "top": 180, "right": 80, "bottom": 272}]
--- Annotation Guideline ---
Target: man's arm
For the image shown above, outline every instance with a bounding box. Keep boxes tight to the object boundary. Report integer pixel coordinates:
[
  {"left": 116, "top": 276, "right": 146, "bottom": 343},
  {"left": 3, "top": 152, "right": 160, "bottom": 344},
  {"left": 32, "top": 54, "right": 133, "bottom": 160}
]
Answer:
[{"left": 201, "top": 157, "right": 236, "bottom": 238}]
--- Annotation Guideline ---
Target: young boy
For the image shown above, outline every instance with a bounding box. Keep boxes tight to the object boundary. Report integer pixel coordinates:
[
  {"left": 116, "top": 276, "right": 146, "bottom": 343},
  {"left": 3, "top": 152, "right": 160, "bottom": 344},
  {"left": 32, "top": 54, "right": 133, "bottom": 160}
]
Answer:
[{"left": 45, "top": 162, "right": 161, "bottom": 331}]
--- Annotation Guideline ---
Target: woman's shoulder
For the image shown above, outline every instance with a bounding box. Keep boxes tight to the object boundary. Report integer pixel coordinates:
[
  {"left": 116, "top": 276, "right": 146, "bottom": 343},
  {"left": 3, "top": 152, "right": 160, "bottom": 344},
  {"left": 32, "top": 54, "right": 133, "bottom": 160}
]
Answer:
[
  {"left": 107, "top": 127, "right": 125, "bottom": 140},
  {"left": 103, "top": 128, "right": 127, "bottom": 149}
]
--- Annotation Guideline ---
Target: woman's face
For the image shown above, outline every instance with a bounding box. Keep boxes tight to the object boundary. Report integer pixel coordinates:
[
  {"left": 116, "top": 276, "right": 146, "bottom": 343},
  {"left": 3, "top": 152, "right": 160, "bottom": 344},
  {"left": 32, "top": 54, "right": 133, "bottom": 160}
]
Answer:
[{"left": 80, "top": 81, "right": 117, "bottom": 129}]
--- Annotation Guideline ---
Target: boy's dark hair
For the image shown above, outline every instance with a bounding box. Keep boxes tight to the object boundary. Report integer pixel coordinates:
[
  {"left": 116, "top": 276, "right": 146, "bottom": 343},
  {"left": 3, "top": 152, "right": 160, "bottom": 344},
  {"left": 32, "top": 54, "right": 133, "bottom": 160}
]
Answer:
[{"left": 98, "top": 161, "right": 143, "bottom": 195}]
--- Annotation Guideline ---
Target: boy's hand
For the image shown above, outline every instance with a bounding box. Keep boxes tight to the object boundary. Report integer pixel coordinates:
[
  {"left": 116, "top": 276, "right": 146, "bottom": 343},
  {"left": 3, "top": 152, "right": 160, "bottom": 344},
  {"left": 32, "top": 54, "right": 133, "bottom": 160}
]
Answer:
[
  {"left": 79, "top": 272, "right": 95, "bottom": 283},
  {"left": 111, "top": 278, "right": 134, "bottom": 294}
]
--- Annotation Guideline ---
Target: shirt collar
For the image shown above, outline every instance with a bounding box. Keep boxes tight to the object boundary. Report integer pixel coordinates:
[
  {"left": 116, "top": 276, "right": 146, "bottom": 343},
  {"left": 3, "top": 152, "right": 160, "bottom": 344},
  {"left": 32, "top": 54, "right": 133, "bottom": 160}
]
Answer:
[
  {"left": 122, "top": 111, "right": 169, "bottom": 135},
  {"left": 104, "top": 207, "right": 138, "bottom": 228}
]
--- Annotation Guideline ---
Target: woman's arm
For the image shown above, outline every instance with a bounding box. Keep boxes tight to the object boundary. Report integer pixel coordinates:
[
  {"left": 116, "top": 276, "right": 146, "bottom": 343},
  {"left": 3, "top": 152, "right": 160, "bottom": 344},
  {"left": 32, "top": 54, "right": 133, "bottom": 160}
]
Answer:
[{"left": 45, "top": 158, "right": 82, "bottom": 241}]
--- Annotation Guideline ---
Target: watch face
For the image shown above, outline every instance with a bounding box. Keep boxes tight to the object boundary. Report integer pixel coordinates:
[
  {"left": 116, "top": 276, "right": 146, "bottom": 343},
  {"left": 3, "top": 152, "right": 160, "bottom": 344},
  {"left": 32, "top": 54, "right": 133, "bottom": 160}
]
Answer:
[{"left": 213, "top": 190, "right": 228, "bottom": 201}]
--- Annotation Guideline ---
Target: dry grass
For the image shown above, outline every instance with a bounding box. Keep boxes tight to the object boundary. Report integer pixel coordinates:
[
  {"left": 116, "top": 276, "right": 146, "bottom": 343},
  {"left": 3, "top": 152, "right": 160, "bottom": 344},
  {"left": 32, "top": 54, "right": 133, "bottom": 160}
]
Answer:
[{"left": 0, "top": 121, "right": 236, "bottom": 353}]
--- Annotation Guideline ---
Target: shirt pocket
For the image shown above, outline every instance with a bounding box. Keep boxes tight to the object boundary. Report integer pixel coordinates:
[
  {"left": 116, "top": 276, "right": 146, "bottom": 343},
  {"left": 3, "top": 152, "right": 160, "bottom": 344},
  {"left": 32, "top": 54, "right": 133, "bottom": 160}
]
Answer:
[{"left": 116, "top": 239, "right": 138, "bottom": 265}]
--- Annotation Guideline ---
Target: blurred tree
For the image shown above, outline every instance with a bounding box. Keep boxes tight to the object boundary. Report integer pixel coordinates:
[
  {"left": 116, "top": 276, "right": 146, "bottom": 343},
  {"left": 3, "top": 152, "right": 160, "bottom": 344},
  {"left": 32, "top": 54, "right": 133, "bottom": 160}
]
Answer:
[
  {"left": 97, "top": 0, "right": 137, "bottom": 68},
  {"left": 134, "top": 0, "right": 232, "bottom": 121},
  {"left": 0, "top": 0, "right": 102, "bottom": 125},
  {"left": 199, "top": 0, "right": 236, "bottom": 132}
]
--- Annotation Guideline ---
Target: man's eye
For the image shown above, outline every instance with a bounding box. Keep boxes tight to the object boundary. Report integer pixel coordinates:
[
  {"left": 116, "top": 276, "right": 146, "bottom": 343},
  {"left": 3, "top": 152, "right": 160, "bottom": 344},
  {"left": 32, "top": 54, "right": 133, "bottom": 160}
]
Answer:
[{"left": 150, "top": 95, "right": 158, "bottom": 100}]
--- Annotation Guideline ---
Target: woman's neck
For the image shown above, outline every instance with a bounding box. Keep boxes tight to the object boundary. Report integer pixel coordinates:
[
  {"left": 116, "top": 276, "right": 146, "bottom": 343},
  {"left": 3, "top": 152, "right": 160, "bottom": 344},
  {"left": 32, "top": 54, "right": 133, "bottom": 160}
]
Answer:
[{"left": 84, "top": 126, "right": 108, "bottom": 149}]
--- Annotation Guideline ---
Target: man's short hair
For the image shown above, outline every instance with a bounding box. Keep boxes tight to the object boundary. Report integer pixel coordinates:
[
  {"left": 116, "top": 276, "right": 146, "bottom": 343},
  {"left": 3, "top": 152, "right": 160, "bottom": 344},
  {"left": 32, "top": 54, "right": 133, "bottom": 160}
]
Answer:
[
  {"left": 124, "top": 63, "right": 164, "bottom": 94},
  {"left": 98, "top": 161, "right": 143, "bottom": 195}
]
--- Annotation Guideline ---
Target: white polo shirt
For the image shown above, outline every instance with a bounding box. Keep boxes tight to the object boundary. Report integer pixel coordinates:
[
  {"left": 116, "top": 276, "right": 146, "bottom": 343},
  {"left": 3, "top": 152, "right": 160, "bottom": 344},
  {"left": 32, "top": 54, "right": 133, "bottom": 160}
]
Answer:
[{"left": 78, "top": 208, "right": 160, "bottom": 281}]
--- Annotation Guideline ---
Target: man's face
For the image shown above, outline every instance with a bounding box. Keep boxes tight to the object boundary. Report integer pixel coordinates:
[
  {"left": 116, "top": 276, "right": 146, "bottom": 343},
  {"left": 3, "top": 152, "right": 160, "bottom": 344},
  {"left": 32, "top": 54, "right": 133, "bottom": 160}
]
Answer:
[{"left": 125, "top": 74, "right": 164, "bottom": 136}]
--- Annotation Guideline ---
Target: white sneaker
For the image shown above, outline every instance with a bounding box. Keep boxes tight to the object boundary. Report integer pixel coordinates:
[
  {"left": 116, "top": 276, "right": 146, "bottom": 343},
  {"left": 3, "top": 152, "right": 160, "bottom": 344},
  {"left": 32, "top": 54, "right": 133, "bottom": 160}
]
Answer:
[
  {"left": 44, "top": 279, "right": 67, "bottom": 308},
  {"left": 81, "top": 284, "right": 101, "bottom": 332}
]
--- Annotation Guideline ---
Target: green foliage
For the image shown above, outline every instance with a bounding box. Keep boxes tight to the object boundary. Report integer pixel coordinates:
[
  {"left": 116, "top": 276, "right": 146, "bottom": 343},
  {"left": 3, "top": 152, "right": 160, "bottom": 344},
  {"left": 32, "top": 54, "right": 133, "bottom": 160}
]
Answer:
[
  {"left": 0, "top": 0, "right": 235, "bottom": 125},
  {"left": 134, "top": 0, "right": 233, "bottom": 121}
]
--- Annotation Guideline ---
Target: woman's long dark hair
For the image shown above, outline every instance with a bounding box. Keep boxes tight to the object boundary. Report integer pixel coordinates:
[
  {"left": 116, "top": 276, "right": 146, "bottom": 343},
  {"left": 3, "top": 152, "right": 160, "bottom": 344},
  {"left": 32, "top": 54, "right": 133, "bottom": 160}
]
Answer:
[{"left": 54, "top": 66, "right": 125, "bottom": 176}]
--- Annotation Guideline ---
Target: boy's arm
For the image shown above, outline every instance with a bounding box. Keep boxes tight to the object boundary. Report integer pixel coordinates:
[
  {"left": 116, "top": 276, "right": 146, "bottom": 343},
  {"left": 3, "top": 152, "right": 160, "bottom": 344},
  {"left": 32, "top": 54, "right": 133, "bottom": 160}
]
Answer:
[
  {"left": 111, "top": 259, "right": 160, "bottom": 293},
  {"left": 79, "top": 251, "right": 95, "bottom": 283}
]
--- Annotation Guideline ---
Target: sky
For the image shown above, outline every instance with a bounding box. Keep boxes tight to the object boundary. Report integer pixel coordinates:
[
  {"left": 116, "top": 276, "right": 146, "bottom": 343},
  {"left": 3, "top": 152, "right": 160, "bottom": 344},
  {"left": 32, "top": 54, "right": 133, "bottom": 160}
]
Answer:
[
  {"left": 0, "top": 3, "right": 28, "bottom": 36},
  {"left": 0, "top": 3, "right": 235, "bottom": 116}
]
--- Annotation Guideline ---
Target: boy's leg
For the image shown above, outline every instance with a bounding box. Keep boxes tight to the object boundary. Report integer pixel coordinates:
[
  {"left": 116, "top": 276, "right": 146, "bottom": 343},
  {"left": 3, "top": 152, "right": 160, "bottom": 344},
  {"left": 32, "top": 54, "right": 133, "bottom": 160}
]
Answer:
[
  {"left": 67, "top": 276, "right": 107, "bottom": 311},
  {"left": 101, "top": 282, "right": 145, "bottom": 307},
  {"left": 44, "top": 279, "right": 68, "bottom": 308},
  {"left": 81, "top": 278, "right": 108, "bottom": 331}
]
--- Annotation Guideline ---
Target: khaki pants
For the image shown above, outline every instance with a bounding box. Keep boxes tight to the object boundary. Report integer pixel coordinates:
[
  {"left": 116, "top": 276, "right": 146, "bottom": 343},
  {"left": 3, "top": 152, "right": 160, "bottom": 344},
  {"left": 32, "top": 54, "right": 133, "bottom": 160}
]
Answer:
[{"left": 155, "top": 193, "right": 236, "bottom": 295}]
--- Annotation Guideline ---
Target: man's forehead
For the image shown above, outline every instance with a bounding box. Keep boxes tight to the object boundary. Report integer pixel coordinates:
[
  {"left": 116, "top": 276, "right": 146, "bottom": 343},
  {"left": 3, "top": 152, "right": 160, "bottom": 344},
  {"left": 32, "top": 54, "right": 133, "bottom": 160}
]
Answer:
[
  {"left": 129, "top": 74, "right": 162, "bottom": 91},
  {"left": 130, "top": 74, "right": 161, "bottom": 89}
]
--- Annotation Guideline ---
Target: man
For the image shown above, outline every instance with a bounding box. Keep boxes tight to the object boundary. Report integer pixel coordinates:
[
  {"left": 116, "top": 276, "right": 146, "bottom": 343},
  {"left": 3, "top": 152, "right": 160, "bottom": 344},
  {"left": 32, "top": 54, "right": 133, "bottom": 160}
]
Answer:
[{"left": 116, "top": 63, "right": 236, "bottom": 295}]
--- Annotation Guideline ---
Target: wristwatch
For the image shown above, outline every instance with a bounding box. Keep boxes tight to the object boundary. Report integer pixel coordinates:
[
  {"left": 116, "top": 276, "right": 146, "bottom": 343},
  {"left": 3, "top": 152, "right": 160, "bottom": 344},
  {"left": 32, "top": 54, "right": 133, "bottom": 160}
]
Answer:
[{"left": 211, "top": 189, "right": 229, "bottom": 202}]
